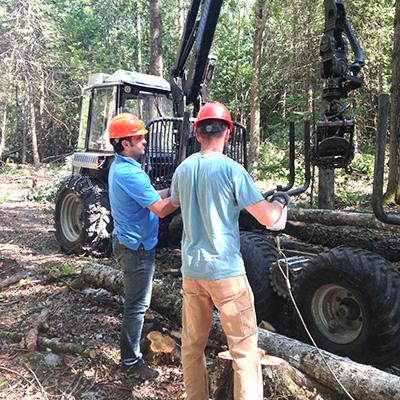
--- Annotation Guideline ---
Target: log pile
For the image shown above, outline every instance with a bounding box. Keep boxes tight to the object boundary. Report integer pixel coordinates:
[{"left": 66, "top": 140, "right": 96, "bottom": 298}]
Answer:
[
  {"left": 284, "top": 220, "right": 400, "bottom": 261},
  {"left": 284, "top": 209, "right": 400, "bottom": 262}
]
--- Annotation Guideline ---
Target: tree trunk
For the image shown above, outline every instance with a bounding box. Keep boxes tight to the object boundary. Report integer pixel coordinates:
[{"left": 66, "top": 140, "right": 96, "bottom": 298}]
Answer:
[
  {"left": 385, "top": 0, "right": 400, "bottom": 204},
  {"left": 0, "top": 106, "right": 7, "bottom": 159},
  {"left": 248, "top": 0, "right": 268, "bottom": 176},
  {"left": 149, "top": 0, "right": 163, "bottom": 77},
  {"left": 318, "top": 168, "right": 335, "bottom": 209},
  {"left": 21, "top": 91, "right": 28, "bottom": 164},
  {"left": 178, "top": 0, "right": 185, "bottom": 38},
  {"left": 136, "top": 2, "right": 143, "bottom": 72},
  {"left": 39, "top": 72, "right": 46, "bottom": 136},
  {"left": 27, "top": 79, "right": 40, "bottom": 166},
  {"left": 284, "top": 220, "right": 400, "bottom": 262},
  {"left": 80, "top": 262, "right": 400, "bottom": 400}
]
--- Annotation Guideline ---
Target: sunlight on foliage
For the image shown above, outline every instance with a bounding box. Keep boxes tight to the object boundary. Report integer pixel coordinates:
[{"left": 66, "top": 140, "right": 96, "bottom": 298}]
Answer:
[
  {"left": 27, "top": 165, "right": 70, "bottom": 203},
  {"left": 0, "top": 162, "right": 30, "bottom": 176},
  {"left": 41, "top": 261, "right": 76, "bottom": 277}
]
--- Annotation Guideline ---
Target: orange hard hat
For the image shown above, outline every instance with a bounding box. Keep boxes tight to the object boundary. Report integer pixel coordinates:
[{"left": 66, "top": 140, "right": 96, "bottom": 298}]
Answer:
[
  {"left": 108, "top": 113, "right": 148, "bottom": 139},
  {"left": 194, "top": 102, "right": 234, "bottom": 132}
]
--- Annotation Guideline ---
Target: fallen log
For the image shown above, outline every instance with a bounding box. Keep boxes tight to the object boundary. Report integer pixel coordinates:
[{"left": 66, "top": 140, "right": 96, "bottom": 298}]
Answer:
[
  {"left": 258, "top": 329, "right": 400, "bottom": 400},
  {"left": 284, "top": 221, "right": 400, "bottom": 261},
  {"left": 287, "top": 208, "right": 400, "bottom": 233},
  {"left": 80, "top": 262, "right": 400, "bottom": 400},
  {"left": 26, "top": 309, "right": 49, "bottom": 352},
  {"left": 80, "top": 262, "right": 226, "bottom": 344},
  {"left": 0, "top": 271, "right": 30, "bottom": 290},
  {"left": 0, "top": 329, "right": 88, "bottom": 356}
]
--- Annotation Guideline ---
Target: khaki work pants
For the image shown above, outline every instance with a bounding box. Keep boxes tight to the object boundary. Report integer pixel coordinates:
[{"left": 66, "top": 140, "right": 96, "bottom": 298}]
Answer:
[{"left": 182, "top": 275, "right": 263, "bottom": 400}]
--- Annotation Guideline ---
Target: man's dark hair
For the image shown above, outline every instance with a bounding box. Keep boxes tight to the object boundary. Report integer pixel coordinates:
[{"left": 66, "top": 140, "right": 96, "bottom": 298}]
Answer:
[
  {"left": 198, "top": 120, "right": 229, "bottom": 139},
  {"left": 110, "top": 137, "right": 130, "bottom": 154}
]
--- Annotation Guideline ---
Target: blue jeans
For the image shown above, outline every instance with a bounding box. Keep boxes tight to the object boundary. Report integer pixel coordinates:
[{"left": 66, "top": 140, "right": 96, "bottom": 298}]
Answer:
[{"left": 113, "top": 239, "right": 156, "bottom": 368}]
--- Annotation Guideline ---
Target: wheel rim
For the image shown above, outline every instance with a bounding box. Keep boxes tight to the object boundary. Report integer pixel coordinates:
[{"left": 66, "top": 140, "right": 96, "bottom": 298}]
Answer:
[
  {"left": 60, "top": 192, "right": 83, "bottom": 242},
  {"left": 311, "top": 284, "right": 365, "bottom": 344}
]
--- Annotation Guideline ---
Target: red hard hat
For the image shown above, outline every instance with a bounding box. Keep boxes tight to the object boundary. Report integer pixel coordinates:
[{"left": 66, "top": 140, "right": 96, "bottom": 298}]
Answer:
[
  {"left": 108, "top": 113, "right": 148, "bottom": 139},
  {"left": 194, "top": 102, "right": 234, "bottom": 132}
]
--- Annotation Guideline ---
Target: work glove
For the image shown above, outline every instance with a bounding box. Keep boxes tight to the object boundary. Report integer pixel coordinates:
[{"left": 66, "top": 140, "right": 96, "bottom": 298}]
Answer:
[
  {"left": 270, "top": 191, "right": 290, "bottom": 208},
  {"left": 267, "top": 191, "right": 290, "bottom": 231}
]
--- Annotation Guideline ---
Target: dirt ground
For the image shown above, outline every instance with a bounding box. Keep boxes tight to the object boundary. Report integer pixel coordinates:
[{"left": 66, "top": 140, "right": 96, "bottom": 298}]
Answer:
[{"left": 0, "top": 166, "right": 187, "bottom": 400}]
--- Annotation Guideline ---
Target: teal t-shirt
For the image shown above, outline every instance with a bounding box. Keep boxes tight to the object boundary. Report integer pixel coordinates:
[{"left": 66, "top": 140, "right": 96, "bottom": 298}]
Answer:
[
  {"left": 171, "top": 152, "right": 264, "bottom": 280},
  {"left": 108, "top": 154, "right": 160, "bottom": 250}
]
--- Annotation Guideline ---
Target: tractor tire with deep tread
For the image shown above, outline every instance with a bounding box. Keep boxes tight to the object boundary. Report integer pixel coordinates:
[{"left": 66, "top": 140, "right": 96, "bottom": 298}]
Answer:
[
  {"left": 293, "top": 246, "right": 400, "bottom": 367},
  {"left": 54, "top": 175, "right": 113, "bottom": 257},
  {"left": 240, "top": 231, "right": 283, "bottom": 323}
]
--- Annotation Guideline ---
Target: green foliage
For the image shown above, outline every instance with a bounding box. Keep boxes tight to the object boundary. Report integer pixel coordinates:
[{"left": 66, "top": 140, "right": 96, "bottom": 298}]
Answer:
[
  {"left": 351, "top": 152, "right": 375, "bottom": 175},
  {"left": 27, "top": 166, "right": 70, "bottom": 203},
  {"left": 0, "top": 0, "right": 396, "bottom": 207},
  {"left": 41, "top": 261, "right": 76, "bottom": 277},
  {"left": 0, "top": 190, "right": 12, "bottom": 204},
  {"left": 0, "top": 162, "right": 30, "bottom": 176},
  {"left": 258, "top": 139, "right": 289, "bottom": 183}
]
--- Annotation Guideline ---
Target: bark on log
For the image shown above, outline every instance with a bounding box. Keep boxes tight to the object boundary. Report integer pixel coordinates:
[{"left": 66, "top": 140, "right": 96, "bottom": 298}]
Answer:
[
  {"left": 287, "top": 208, "right": 400, "bottom": 233},
  {"left": 0, "top": 329, "right": 88, "bottom": 356},
  {"left": 80, "top": 262, "right": 400, "bottom": 400},
  {"left": 80, "top": 263, "right": 227, "bottom": 345},
  {"left": 25, "top": 309, "right": 49, "bottom": 352},
  {"left": 258, "top": 329, "right": 400, "bottom": 400},
  {"left": 284, "top": 221, "right": 400, "bottom": 261},
  {"left": 0, "top": 271, "right": 30, "bottom": 290}
]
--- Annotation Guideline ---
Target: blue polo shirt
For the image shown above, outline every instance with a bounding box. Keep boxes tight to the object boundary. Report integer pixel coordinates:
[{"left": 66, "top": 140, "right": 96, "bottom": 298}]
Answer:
[
  {"left": 108, "top": 154, "right": 160, "bottom": 250},
  {"left": 171, "top": 152, "right": 264, "bottom": 280}
]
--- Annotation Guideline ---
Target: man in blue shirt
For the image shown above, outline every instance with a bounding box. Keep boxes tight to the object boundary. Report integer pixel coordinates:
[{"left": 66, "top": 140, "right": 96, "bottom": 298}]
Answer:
[
  {"left": 108, "top": 113, "right": 178, "bottom": 379},
  {"left": 171, "top": 103, "right": 289, "bottom": 400}
]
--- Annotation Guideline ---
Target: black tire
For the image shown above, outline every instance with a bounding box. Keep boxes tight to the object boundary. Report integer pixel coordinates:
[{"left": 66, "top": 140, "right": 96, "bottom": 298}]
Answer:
[
  {"left": 54, "top": 175, "right": 113, "bottom": 257},
  {"left": 293, "top": 246, "right": 400, "bottom": 367},
  {"left": 240, "top": 231, "right": 283, "bottom": 323}
]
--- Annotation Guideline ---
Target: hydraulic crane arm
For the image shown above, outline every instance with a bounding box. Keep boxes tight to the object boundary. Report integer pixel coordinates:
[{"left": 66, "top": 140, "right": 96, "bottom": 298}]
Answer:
[
  {"left": 313, "top": 0, "right": 365, "bottom": 169},
  {"left": 171, "top": 0, "right": 223, "bottom": 117}
]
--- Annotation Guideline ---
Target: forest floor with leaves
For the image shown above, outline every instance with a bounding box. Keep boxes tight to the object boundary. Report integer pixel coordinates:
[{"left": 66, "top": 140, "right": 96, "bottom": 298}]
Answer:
[
  {"left": 0, "top": 165, "right": 191, "bottom": 400},
  {"left": 2, "top": 164, "right": 399, "bottom": 400}
]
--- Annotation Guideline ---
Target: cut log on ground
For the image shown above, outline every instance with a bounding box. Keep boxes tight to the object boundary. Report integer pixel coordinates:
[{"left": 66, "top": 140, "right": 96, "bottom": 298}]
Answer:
[
  {"left": 287, "top": 208, "right": 400, "bottom": 233},
  {"left": 284, "top": 220, "right": 400, "bottom": 261},
  {"left": 214, "top": 350, "right": 335, "bottom": 400},
  {"left": 141, "top": 331, "right": 180, "bottom": 364},
  {"left": 25, "top": 309, "right": 49, "bottom": 352},
  {"left": 80, "top": 262, "right": 400, "bottom": 400},
  {"left": 0, "top": 270, "right": 30, "bottom": 290}
]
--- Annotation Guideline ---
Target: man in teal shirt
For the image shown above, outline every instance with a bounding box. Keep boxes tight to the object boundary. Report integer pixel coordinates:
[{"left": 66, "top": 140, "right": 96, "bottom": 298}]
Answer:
[
  {"left": 108, "top": 113, "right": 178, "bottom": 379},
  {"left": 171, "top": 103, "right": 289, "bottom": 400}
]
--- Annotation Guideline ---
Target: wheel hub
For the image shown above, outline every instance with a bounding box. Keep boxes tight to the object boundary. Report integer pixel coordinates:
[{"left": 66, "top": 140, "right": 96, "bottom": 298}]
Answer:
[
  {"left": 60, "top": 192, "right": 83, "bottom": 242},
  {"left": 311, "top": 284, "right": 364, "bottom": 344}
]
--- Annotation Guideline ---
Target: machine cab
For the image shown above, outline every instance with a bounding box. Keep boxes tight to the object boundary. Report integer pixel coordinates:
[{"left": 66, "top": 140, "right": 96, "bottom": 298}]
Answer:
[{"left": 73, "top": 69, "right": 173, "bottom": 175}]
